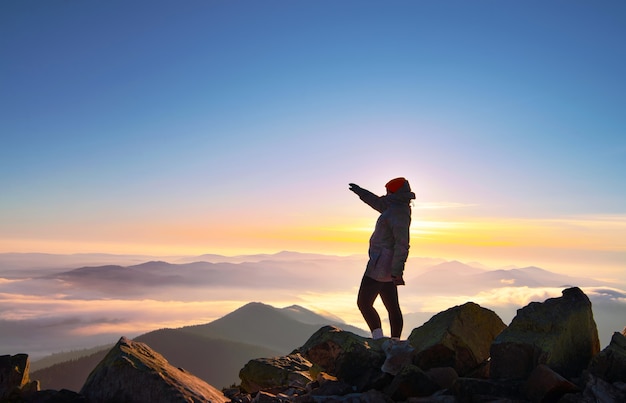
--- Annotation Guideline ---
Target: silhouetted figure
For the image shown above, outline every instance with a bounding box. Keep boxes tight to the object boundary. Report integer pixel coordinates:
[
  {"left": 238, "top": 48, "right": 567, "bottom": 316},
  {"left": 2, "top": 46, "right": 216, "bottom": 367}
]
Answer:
[{"left": 349, "top": 177, "right": 415, "bottom": 340}]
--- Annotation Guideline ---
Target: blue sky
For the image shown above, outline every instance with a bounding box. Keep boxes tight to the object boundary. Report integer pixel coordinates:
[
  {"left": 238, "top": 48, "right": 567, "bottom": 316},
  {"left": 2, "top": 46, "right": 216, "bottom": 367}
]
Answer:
[{"left": 1, "top": 1, "right": 625, "bottom": 277}]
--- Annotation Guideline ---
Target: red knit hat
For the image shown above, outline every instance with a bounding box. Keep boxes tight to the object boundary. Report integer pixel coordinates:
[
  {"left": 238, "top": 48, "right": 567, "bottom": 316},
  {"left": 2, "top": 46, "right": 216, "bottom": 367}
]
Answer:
[{"left": 385, "top": 177, "right": 406, "bottom": 193}]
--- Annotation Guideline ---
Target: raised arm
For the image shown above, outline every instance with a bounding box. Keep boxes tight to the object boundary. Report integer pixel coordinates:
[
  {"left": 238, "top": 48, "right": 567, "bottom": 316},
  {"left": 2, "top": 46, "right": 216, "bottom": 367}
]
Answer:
[{"left": 348, "top": 183, "right": 388, "bottom": 213}]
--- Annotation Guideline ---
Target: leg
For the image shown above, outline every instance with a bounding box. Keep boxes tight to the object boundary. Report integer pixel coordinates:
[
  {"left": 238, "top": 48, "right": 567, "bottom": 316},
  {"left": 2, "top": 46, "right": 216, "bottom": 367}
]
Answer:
[
  {"left": 379, "top": 282, "right": 403, "bottom": 338},
  {"left": 357, "top": 276, "right": 384, "bottom": 335}
]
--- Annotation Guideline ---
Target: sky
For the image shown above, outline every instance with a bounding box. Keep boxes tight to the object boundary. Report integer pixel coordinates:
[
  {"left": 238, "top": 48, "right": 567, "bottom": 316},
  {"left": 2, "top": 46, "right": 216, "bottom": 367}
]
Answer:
[{"left": 1, "top": 1, "right": 625, "bottom": 280}]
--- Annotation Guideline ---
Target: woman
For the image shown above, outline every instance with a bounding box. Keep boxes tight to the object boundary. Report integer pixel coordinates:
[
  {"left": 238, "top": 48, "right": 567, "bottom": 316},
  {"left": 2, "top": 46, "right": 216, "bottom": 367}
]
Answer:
[{"left": 349, "top": 177, "right": 415, "bottom": 340}]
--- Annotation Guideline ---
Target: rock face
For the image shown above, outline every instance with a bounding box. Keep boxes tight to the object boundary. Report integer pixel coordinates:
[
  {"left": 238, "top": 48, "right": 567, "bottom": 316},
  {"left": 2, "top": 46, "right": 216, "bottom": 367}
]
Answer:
[
  {"left": 297, "top": 326, "right": 387, "bottom": 391},
  {"left": 239, "top": 353, "right": 313, "bottom": 394},
  {"left": 80, "top": 336, "right": 227, "bottom": 403},
  {"left": 408, "top": 302, "right": 506, "bottom": 377},
  {"left": 524, "top": 364, "right": 579, "bottom": 402},
  {"left": 384, "top": 364, "right": 439, "bottom": 401},
  {"left": 490, "top": 287, "right": 601, "bottom": 380},
  {"left": 588, "top": 328, "right": 626, "bottom": 383},
  {"left": 0, "top": 354, "right": 37, "bottom": 400}
]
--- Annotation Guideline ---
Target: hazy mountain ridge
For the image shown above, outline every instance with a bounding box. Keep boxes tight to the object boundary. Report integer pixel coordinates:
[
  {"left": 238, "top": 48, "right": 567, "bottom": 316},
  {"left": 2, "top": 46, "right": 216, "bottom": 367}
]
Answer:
[
  {"left": 31, "top": 349, "right": 110, "bottom": 393},
  {"left": 46, "top": 259, "right": 336, "bottom": 292},
  {"left": 30, "top": 301, "right": 368, "bottom": 391},
  {"left": 409, "top": 261, "right": 607, "bottom": 295},
  {"left": 29, "top": 343, "right": 115, "bottom": 372},
  {"left": 0, "top": 251, "right": 361, "bottom": 271},
  {"left": 36, "top": 255, "right": 611, "bottom": 296}
]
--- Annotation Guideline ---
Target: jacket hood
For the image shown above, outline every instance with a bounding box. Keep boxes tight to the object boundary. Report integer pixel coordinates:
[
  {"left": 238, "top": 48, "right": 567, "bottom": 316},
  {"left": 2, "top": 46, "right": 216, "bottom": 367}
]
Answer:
[{"left": 387, "top": 180, "right": 415, "bottom": 204}]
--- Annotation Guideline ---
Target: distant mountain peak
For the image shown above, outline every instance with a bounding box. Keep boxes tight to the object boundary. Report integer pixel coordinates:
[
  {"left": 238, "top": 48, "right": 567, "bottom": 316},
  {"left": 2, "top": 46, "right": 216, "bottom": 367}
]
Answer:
[{"left": 282, "top": 304, "right": 311, "bottom": 313}]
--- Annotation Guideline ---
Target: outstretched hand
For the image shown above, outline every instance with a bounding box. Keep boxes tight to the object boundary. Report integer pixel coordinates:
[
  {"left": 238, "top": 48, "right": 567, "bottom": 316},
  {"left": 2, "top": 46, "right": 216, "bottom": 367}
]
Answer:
[{"left": 349, "top": 183, "right": 360, "bottom": 193}]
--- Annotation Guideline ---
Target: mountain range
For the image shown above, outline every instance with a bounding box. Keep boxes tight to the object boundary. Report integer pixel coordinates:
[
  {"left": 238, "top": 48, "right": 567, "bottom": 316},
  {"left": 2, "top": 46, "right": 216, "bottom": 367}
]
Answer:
[
  {"left": 2, "top": 250, "right": 624, "bottom": 390},
  {"left": 407, "top": 260, "right": 608, "bottom": 295}
]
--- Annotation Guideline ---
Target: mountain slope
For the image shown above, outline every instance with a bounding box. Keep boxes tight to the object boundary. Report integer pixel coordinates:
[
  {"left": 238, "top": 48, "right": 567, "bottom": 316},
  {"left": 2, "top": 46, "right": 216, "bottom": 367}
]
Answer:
[
  {"left": 182, "top": 302, "right": 368, "bottom": 352},
  {"left": 134, "top": 330, "right": 282, "bottom": 389},
  {"left": 31, "top": 332, "right": 281, "bottom": 391},
  {"left": 28, "top": 302, "right": 367, "bottom": 391},
  {"left": 31, "top": 348, "right": 110, "bottom": 392}
]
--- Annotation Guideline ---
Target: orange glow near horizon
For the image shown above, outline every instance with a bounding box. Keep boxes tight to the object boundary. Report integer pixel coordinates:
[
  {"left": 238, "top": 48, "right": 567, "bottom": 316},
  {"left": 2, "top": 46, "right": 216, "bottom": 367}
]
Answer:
[
  {"left": 2, "top": 214, "right": 625, "bottom": 254},
  {"left": 2, "top": 214, "right": 624, "bottom": 275}
]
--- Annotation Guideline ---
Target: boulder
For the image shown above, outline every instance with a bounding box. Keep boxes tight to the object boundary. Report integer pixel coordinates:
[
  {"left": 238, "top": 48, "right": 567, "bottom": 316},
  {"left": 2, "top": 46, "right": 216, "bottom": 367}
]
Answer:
[
  {"left": 524, "top": 364, "right": 579, "bottom": 402},
  {"left": 252, "top": 390, "right": 287, "bottom": 403},
  {"left": 298, "top": 326, "right": 387, "bottom": 390},
  {"left": 408, "top": 302, "right": 506, "bottom": 376},
  {"left": 239, "top": 353, "right": 313, "bottom": 394},
  {"left": 24, "top": 388, "right": 88, "bottom": 402},
  {"left": 588, "top": 329, "right": 626, "bottom": 383},
  {"left": 454, "top": 377, "right": 524, "bottom": 401},
  {"left": 490, "top": 287, "right": 600, "bottom": 380},
  {"left": 0, "top": 354, "right": 37, "bottom": 400},
  {"left": 404, "top": 395, "right": 459, "bottom": 403},
  {"left": 381, "top": 339, "right": 415, "bottom": 376},
  {"left": 384, "top": 364, "right": 440, "bottom": 401},
  {"left": 425, "top": 367, "right": 458, "bottom": 391},
  {"left": 295, "top": 389, "right": 394, "bottom": 402},
  {"left": 308, "top": 377, "right": 353, "bottom": 397},
  {"left": 80, "top": 336, "right": 227, "bottom": 403},
  {"left": 581, "top": 373, "right": 626, "bottom": 402}
]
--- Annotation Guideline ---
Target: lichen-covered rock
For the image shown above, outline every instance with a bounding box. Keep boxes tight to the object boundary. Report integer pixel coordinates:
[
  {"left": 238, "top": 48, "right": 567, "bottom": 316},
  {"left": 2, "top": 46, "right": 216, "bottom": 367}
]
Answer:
[
  {"left": 239, "top": 353, "right": 313, "bottom": 394},
  {"left": 80, "top": 336, "right": 227, "bottom": 403},
  {"left": 408, "top": 302, "right": 506, "bottom": 376},
  {"left": 588, "top": 329, "right": 626, "bottom": 383},
  {"left": 298, "top": 326, "right": 386, "bottom": 389},
  {"left": 490, "top": 287, "right": 600, "bottom": 380},
  {"left": 0, "top": 354, "right": 32, "bottom": 400}
]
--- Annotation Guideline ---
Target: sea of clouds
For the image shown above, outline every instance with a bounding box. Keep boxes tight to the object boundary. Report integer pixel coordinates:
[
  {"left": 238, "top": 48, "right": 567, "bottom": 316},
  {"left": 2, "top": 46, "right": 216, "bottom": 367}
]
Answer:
[{"left": 1, "top": 253, "right": 624, "bottom": 360}]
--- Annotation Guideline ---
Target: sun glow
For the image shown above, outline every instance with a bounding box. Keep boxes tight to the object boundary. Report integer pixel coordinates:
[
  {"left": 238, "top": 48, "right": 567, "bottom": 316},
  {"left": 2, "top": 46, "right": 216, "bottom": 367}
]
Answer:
[
  {"left": 2, "top": 214, "right": 624, "bottom": 276},
  {"left": 409, "top": 215, "right": 626, "bottom": 250}
]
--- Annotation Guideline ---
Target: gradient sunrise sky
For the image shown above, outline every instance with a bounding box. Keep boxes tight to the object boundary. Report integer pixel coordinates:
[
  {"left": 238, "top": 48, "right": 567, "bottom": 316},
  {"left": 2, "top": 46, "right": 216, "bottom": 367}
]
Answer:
[{"left": 1, "top": 1, "right": 625, "bottom": 280}]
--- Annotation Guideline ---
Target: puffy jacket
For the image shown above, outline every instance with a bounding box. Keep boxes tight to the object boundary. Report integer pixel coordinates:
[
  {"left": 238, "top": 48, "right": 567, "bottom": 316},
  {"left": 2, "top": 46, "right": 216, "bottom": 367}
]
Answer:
[{"left": 352, "top": 180, "right": 415, "bottom": 281}]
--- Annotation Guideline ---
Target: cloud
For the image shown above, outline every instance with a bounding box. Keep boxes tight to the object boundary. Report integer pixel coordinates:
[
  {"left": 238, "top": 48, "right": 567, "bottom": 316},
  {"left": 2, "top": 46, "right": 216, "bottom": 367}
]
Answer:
[
  {"left": 586, "top": 287, "right": 626, "bottom": 301},
  {"left": 2, "top": 255, "right": 625, "bottom": 358}
]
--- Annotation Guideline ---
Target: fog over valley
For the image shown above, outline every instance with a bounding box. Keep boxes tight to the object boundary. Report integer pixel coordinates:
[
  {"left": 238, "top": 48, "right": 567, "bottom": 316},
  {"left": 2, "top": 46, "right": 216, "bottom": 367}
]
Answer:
[{"left": 1, "top": 252, "right": 624, "bottom": 361}]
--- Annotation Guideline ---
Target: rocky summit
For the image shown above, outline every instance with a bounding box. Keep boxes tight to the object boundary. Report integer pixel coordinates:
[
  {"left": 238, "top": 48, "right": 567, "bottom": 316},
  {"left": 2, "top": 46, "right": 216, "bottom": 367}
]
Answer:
[
  {"left": 490, "top": 286, "right": 601, "bottom": 381},
  {"left": 3, "top": 287, "right": 626, "bottom": 402}
]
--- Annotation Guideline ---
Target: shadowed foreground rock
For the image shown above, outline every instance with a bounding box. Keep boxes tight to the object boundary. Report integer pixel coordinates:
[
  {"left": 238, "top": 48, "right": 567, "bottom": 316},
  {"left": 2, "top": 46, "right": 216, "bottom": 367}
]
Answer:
[
  {"left": 234, "top": 288, "right": 625, "bottom": 402},
  {"left": 408, "top": 302, "right": 506, "bottom": 377},
  {"left": 0, "top": 354, "right": 37, "bottom": 401},
  {"left": 588, "top": 328, "right": 626, "bottom": 384},
  {"left": 298, "top": 326, "right": 388, "bottom": 391},
  {"left": 490, "top": 287, "right": 601, "bottom": 381},
  {"left": 80, "top": 336, "right": 227, "bottom": 403},
  {"left": 239, "top": 353, "right": 313, "bottom": 394}
]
